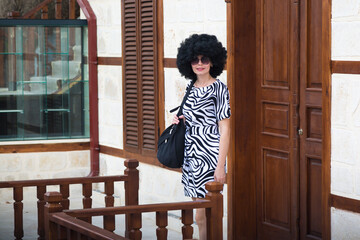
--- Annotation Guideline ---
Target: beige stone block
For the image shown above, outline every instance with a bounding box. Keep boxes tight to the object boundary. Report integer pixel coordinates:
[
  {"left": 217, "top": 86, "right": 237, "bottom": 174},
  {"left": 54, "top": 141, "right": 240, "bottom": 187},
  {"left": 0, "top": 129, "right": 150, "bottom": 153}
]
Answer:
[
  {"left": 102, "top": 155, "right": 126, "bottom": 174},
  {"left": 68, "top": 151, "right": 90, "bottom": 168},
  {"left": 331, "top": 162, "right": 355, "bottom": 195},
  {"left": 23, "top": 158, "right": 36, "bottom": 172},
  {"left": 52, "top": 168, "right": 89, "bottom": 179},
  {"left": 33, "top": 173, "right": 50, "bottom": 179},
  {"left": 99, "top": 100, "right": 122, "bottom": 125},
  {"left": 332, "top": 127, "right": 359, "bottom": 166},
  {"left": 0, "top": 188, "right": 13, "bottom": 202},
  {"left": 332, "top": 208, "right": 360, "bottom": 239},
  {"left": 99, "top": 125, "right": 123, "bottom": 149},
  {"left": 18, "top": 173, "right": 30, "bottom": 181},
  {"left": 4, "top": 175, "right": 16, "bottom": 181},
  {"left": 38, "top": 152, "right": 67, "bottom": 171},
  {"left": 355, "top": 170, "right": 360, "bottom": 196},
  {"left": 332, "top": 75, "right": 348, "bottom": 126},
  {"left": 332, "top": 0, "right": 360, "bottom": 18},
  {"left": 332, "top": 21, "right": 360, "bottom": 59},
  {"left": 204, "top": 0, "right": 226, "bottom": 22},
  {"left": 4, "top": 155, "right": 21, "bottom": 172},
  {"left": 176, "top": 0, "right": 203, "bottom": 23}
]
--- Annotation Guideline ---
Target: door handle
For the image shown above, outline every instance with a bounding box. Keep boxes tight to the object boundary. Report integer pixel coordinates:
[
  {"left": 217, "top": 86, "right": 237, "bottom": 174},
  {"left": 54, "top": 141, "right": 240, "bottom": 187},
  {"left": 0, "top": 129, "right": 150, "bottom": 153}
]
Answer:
[{"left": 298, "top": 128, "right": 303, "bottom": 135}]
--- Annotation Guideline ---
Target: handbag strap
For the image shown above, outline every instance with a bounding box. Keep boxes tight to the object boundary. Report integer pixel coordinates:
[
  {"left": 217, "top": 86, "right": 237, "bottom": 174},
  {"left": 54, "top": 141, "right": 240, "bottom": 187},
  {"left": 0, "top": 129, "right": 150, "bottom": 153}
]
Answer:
[{"left": 170, "top": 80, "right": 195, "bottom": 116}]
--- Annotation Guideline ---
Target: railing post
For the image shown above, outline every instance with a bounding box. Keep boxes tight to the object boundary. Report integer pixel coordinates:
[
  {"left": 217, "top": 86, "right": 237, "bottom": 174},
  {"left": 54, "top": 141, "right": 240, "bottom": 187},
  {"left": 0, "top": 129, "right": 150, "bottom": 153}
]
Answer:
[
  {"left": 55, "top": 0, "right": 62, "bottom": 19},
  {"left": 41, "top": 6, "right": 48, "bottom": 19},
  {"left": 182, "top": 209, "right": 194, "bottom": 239},
  {"left": 156, "top": 211, "right": 168, "bottom": 240},
  {"left": 104, "top": 181, "right": 115, "bottom": 232},
  {"left": 13, "top": 187, "right": 24, "bottom": 240},
  {"left": 124, "top": 159, "right": 139, "bottom": 238},
  {"left": 37, "top": 185, "right": 47, "bottom": 240},
  {"left": 69, "top": 0, "right": 76, "bottom": 19},
  {"left": 44, "top": 192, "right": 63, "bottom": 240},
  {"left": 60, "top": 184, "right": 70, "bottom": 210},
  {"left": 205, "top": 181, "right": 224, "bottom": 240},
  {"left": 7, "top": 11, "right": 21, "bottom": 19},
  {"left": 81, "top": 182, "right": 92, "bottom": 223}
]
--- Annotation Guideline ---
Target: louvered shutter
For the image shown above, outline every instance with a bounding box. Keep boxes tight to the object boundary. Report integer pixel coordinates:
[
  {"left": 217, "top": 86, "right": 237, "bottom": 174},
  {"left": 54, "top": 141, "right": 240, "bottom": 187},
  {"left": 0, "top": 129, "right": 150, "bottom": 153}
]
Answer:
[
  {"left": 140, "top": 0, "right": 157, "bottom": 153},
  {"left": 123, "top": 0, "right": 158, "bottom": 155},
  {"left": 123, "top": 0, "right": 139, "bottom": 151}
]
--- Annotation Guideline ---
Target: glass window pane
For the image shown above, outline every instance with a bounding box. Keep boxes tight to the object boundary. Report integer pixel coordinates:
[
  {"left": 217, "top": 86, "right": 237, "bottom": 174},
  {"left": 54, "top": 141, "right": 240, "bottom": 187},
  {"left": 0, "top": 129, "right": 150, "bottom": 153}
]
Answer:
[
  {"left": 0, "top": 23, "right": 88, "bottom": 141},
  {"left": 46, "top": 27, "right": 69, "bottom": 54},
  {"left": 22, "top": 94, "right": 45, "bottom": 139},
  {"left": 47, "top": 110, "right": 69, "bottom": 138}
]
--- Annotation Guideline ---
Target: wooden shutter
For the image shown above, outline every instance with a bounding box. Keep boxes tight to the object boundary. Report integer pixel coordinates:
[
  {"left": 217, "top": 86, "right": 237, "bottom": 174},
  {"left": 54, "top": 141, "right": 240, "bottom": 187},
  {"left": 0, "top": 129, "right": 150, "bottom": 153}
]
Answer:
[
  {"left": 123, "top": 0, "right": 139, "bottom": 151},
  {"left": 123, "top": 0, "right": 158, "bottom": 155},
  {"left": 140, "top": 0, "right": 157, "bottom": 153}
]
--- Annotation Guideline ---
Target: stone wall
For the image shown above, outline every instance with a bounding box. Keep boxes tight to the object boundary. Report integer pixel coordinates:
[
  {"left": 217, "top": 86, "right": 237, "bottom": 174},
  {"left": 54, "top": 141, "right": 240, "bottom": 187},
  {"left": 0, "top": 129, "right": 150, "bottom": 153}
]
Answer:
[
  {"left": 81, "top": 0, "right": 123, "bottom": 149},
  {"left": 0, "top": 141, "right": 90, "bottom": 202},
  {"left": 331, "top": 0, "right": 360, "bottom": 238}
]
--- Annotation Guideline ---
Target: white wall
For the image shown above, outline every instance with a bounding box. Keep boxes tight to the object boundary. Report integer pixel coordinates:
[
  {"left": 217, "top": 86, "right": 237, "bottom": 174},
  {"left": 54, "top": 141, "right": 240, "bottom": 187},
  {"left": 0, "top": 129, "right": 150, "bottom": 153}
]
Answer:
[{"left": 331, "top": 1, "right": 360, "bottom": 238}]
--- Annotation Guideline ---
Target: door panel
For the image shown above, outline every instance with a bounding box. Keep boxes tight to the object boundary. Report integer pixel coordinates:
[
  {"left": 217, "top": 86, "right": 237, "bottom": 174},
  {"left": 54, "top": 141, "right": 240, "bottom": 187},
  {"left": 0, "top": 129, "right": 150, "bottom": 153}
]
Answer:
[
  {"left": 299, "top": 0, "right": 323, "bottom": 239},
  {"left": 256, "top": 0, "right": 299, "bottom": 239}
]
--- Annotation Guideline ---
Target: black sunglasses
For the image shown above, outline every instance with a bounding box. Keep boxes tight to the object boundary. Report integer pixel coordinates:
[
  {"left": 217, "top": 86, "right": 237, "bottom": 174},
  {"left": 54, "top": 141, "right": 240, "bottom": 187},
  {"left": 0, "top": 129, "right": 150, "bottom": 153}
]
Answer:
[{"left": 191, "top": 56, "right": 210, "bottom": 66}]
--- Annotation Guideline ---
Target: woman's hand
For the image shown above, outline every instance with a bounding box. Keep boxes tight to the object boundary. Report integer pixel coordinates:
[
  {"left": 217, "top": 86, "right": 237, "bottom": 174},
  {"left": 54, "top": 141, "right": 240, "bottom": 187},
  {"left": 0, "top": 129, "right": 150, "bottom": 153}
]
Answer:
[
  {"left": 214, "top": 165, "right": 226, "bottom": 184},
  {"left": 172, "top": 115, "right": 185, "bottom": 125}
]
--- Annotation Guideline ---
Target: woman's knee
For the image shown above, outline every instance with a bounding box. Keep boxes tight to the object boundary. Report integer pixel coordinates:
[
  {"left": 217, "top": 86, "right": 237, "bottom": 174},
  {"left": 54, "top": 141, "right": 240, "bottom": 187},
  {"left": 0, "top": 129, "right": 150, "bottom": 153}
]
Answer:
[{"left": 195, "top": 209, "right": 206, "bottom": 225}]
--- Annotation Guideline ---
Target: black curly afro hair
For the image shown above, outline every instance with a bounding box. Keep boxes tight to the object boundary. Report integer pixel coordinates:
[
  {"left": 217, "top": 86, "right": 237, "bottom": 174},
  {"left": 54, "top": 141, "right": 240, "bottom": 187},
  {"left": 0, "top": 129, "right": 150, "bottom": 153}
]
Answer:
[{"left": 176, "top": 34, "right": 227, "bottom": 81}]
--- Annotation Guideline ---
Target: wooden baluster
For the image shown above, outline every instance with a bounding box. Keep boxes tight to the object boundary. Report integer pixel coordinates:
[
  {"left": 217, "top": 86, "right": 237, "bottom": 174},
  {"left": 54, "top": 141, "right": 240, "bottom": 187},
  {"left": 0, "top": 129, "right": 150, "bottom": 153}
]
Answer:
[
  {"left": 81, "top": 234, "right": 88, "bottom": 240},
  {"left": 13, "top": 187, "right": 24, "bottom": 240},
  {"left": 6, "top": 11, "right": 20, "bottom": 19},
  {"left": 69, "top": 229, "right": 78, "bottom": 239},
  {"left": 44, "top": 192, "right": 63, "bottom": 240},
  {"left": 37, "top": 185, "right": 47, "bottom": 240},
  {"left": 181, "top": 209, "right": 193, "bottom": 239},
  {"left": 156, "top": 211, "right": 168, "bottom": 240},
  {"left": 69, "top": 0, "right": 76, "bottom": 19},
  {"left": 81, "top": 182, "right": 92, "bottom": 223},
  {"left": 129, "top": 213, "right": 142, "bottom": 240},
  {"left": 205, "top": 182, "right": 224, "bottom": 240},
  {"left": 60, "top": 184, "right": 70, "bottom": 210},
  {"left": 41, "top": 6, "right": 48, "bottom": 19},
  {"left": 124, "top": 159, "right": 139, "bottom": 238},
  {"left": 55, "top": 0, "right": 62, "bottom": 19},
  {"left": 59, "top": 225, "right": 67, "bottom": 239},
  {"left": 104, "top": 181, "right": 115, "bottom": 232}
]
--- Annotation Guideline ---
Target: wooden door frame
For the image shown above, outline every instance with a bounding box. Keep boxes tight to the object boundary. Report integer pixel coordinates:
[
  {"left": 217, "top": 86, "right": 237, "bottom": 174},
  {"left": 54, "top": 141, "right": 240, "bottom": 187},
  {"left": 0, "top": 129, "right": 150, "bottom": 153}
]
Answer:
[{"left": 227, "top": 0, "right": 331, "bottom": 239}]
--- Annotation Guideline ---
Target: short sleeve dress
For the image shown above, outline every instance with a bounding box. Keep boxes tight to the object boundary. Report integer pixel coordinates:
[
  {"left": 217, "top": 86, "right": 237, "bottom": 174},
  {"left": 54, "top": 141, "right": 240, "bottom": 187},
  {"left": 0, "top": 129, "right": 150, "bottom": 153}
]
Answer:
[{"left": 181, "top": 79, "right": 231, "bottom": 198}]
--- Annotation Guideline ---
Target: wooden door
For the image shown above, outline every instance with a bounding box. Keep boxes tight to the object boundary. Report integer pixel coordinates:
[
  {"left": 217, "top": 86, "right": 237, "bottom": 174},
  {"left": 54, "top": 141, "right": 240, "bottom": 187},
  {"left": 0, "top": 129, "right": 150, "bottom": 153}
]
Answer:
[
  {"left": 230, "top": 0, "right": 324, "bottom": 239},
  {"left": 299, "top": 1, "right": 323, "bottom": 239},
  {"left": 256, "top": 0, "right": 300, "bottom": 239}
]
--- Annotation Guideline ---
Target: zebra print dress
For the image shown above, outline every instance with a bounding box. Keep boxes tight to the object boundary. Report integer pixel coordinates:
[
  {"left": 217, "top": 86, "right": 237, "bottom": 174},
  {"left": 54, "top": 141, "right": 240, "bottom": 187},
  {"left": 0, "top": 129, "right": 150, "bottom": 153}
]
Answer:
[{"left": 181, "top": 79, "right": 231, "bottom": 198}]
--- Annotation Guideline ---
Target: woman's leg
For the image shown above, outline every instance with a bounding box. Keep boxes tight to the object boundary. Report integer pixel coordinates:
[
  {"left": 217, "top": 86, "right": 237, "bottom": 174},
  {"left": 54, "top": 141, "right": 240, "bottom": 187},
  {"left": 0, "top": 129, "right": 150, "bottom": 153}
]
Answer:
[{"left": 193, "top": 198, "right": 206, "bottom": 240}]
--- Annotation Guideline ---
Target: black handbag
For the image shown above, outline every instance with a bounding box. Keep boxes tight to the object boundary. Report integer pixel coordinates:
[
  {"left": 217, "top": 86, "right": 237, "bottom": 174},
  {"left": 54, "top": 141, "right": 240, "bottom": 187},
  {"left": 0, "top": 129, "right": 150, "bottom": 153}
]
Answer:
[{"left": 157, "top": 81, "right": 195, "bottom": 168}]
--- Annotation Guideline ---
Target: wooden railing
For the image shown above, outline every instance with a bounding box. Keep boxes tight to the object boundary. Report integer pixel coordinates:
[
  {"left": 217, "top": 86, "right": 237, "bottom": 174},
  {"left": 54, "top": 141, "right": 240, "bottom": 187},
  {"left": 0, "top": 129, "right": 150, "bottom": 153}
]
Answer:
[
  {"left": 44, "top": 182, "right": 224, "bottom": 240},
  {"left": 7, "top": 0, "right": 78, "bottom": 20},
  {"left": 22, "top": 0, "right": 78, "bottom": 20},
  {"left": 0, "top": 159, "right": 139, "bottom": 240}
]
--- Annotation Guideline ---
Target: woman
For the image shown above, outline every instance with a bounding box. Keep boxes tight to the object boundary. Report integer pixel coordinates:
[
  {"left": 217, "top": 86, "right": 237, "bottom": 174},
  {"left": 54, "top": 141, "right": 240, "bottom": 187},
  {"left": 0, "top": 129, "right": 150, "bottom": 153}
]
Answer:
[{"left": 173, "top": 34, "right": 230, "bottom": 240}]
